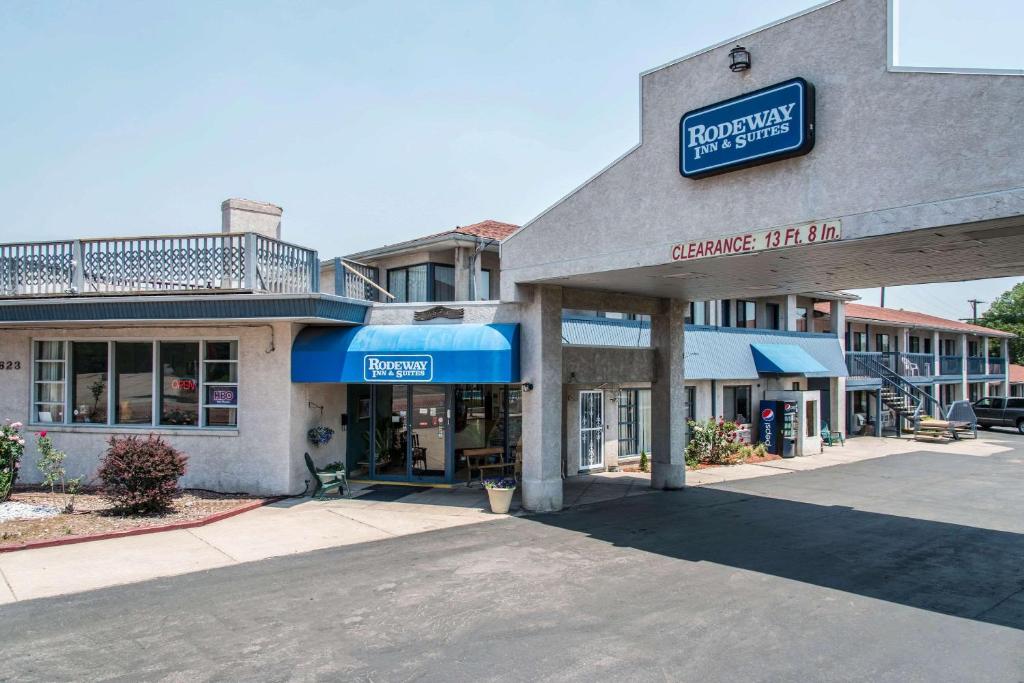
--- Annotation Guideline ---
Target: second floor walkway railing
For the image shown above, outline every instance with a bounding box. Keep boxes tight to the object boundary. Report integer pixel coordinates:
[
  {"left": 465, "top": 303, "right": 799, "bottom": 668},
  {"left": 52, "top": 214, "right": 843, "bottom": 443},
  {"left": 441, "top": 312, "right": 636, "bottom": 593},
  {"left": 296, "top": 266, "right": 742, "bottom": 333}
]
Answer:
[
  {"left": 0, "top": 233, "right": 324, "bottom": 297},
  {"left": 848, "top": 351, "right": 1008, "bottom": 379}
]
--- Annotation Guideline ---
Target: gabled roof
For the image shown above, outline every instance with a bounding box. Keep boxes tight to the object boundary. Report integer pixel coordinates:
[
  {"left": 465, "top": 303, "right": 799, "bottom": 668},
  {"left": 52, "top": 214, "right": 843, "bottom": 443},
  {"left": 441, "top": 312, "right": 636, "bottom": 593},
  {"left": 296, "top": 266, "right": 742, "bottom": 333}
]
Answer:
[
  {"left": 815, "top": 302, "right": 1015, "bottom": 339},
  {"left": 344, "top": 220, "right": 520, "bottom": 262}
]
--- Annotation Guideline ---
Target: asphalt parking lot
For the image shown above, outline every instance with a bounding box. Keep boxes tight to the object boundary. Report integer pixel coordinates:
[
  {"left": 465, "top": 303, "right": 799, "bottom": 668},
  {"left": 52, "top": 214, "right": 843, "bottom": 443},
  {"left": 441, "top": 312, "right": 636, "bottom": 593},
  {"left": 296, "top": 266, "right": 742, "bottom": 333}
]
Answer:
[{"left": 2, "top": 433, "right": 1024, "bottom": 681}]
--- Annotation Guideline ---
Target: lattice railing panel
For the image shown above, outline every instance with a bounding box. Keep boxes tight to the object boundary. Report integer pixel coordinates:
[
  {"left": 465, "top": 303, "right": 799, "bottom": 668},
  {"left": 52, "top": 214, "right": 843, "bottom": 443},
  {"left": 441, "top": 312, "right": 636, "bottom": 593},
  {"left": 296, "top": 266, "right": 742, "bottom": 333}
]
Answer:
[
  {"left": 0, "top": 242, "right": 75, "bottom": 295},
  {"left": 254, "top": 236, "right": 317, "bottom": 294},
  {"left": 82, "top": 234, "right": 247, "bottom": 293}
]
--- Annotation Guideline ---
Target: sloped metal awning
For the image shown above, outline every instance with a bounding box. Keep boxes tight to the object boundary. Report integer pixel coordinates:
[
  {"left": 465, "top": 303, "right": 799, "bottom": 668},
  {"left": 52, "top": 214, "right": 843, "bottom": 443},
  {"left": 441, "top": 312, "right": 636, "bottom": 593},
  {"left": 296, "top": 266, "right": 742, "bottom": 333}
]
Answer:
[
  {"left": 683, "top": 326, "right": 848, "bottom": 380},
  {"left": 750, "top": 343, "right": 829, "bottom": 375},
  {"left": 292, "top": 324, "right": 520, "bottom": 383}
]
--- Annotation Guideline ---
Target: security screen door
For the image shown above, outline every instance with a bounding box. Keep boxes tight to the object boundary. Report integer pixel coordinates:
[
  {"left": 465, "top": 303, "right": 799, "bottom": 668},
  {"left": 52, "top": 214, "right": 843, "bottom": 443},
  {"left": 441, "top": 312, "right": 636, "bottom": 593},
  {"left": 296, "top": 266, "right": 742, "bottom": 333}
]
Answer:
[{"left": 579, "top": 390, "right": 604, "bottom": 470}]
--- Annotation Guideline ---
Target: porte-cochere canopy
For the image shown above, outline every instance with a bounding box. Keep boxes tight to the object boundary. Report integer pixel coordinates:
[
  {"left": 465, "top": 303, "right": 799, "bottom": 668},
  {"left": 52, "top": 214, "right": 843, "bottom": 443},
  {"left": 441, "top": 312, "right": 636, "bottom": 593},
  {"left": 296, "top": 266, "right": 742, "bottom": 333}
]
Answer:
[{"left": 292, "top": 324, "right": 520, "bottom": 384}]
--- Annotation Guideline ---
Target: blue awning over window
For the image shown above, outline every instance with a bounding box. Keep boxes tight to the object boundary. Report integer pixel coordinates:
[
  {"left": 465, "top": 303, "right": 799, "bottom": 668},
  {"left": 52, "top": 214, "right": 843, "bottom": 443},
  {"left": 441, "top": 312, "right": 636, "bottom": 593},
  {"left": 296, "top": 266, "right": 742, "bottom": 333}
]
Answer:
[
  {"left": 750, "top": 343, "right": 829, "bottom": 375},
  {"left": 292, "top": 324, "right": 520, "bottom": 384}
]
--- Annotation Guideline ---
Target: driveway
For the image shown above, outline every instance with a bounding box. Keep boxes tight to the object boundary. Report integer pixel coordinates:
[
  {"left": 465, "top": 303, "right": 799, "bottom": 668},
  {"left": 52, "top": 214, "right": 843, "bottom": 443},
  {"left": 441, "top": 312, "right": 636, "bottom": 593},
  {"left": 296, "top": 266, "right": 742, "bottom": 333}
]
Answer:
[{"left": 2, "top": 433, "right": 1024, "bottom": 681}]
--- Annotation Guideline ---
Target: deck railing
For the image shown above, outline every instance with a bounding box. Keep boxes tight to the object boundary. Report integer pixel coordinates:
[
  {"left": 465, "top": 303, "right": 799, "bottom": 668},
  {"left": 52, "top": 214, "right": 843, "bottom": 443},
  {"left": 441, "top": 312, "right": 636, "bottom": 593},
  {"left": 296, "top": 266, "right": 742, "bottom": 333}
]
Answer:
[
  {"left": 0, "top": 232, "right": 326, "bottom": 297},
  {"left": 848, "top": 351, "right": 967, "bottom": 378}
]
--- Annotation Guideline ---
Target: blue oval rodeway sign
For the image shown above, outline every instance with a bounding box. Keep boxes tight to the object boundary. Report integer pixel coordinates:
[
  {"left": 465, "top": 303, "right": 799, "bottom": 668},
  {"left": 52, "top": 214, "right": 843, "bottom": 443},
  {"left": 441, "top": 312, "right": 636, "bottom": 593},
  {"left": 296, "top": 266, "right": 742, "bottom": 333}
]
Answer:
[{"left": 679, "top": 77, "right": 815, "bottom": 179}]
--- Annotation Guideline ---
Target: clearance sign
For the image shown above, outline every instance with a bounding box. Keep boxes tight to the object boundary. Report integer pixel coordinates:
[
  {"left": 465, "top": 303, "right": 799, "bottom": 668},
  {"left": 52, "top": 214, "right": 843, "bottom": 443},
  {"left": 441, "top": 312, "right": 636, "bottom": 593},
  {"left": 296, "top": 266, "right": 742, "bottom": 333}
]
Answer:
[{"left": 670, "top": 220, "right": 841, "bottom": 262}]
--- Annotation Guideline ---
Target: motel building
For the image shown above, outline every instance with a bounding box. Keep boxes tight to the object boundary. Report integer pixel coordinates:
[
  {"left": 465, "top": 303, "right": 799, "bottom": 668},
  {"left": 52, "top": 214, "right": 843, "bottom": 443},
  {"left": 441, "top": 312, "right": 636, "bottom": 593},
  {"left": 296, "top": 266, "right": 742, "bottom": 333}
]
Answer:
[{"left": 1, "top": 0, "right": 1023, "bottom": 511}]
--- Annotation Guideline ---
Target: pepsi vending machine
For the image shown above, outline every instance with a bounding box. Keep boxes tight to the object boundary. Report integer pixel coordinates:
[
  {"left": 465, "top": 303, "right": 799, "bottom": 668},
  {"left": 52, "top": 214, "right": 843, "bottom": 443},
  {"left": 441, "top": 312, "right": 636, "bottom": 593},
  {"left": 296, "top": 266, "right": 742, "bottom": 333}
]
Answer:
[{"left": 758, "top": 400, "right": 796, "bottom": 458}]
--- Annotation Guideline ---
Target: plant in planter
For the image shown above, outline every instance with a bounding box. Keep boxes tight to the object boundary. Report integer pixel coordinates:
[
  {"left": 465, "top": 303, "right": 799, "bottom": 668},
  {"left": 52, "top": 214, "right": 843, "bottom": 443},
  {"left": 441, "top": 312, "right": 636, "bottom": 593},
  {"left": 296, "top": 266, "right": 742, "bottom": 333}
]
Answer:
[
  {"left": 307, "top": 425, "right": 335, "bottom": 447},
  {"left": 483, "top": 477, "right": 517, "bottom": 514},
  {"left": 0, "top": 420, "right": 26, "bottom": 502}
]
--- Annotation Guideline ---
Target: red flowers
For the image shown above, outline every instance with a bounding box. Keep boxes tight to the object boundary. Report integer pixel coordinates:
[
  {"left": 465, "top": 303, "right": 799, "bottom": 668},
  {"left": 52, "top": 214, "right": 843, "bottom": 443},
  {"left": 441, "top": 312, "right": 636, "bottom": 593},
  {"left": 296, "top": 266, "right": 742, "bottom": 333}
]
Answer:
[{"left": 39, "top": 430, "right": 47, "bottom": 438}]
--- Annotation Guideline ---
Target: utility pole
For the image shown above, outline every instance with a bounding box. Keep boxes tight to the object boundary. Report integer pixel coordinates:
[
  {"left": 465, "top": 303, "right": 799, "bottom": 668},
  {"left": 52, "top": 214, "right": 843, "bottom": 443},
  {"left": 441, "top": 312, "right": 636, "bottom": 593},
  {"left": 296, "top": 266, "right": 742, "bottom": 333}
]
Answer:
[
  {"left": 964, "top": 299, "right": 985, "bottom": 324},
  {"left": 880, "top": 287, "right": 885, "bottom": 308}
]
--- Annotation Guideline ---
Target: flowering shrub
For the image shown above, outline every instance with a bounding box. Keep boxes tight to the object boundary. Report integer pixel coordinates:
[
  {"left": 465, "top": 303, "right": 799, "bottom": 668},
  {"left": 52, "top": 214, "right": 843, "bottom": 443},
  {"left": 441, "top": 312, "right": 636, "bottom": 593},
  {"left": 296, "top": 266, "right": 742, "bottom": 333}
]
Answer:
[
  {"left": 685, "top": 418, "right": 741, "bottom": 467},
  {"left": 307, "top": 425, "right": 335, "bottom": 447},
  {"left": 483, "top": 477, "right": 517, "bottom": 490},
  {"left": 36, "top": 431, "right": 83, "bottom": 513},
  {"left": 97, "top": 435, "right": 188, "bottom": 514},
  {"left": 0, "top": 421, "right": 26, "bottom": 502}
]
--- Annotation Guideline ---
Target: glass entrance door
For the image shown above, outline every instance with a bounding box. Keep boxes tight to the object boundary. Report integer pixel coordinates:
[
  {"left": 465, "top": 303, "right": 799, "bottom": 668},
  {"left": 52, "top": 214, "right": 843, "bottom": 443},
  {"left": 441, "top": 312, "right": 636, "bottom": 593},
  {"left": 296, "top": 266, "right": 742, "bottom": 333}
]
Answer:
[
  {"left": 369, "top": 384, "right": 449, "bottom": 483},
  {"left": 409, "top": 385, "right": 448, "bottom": 480}
]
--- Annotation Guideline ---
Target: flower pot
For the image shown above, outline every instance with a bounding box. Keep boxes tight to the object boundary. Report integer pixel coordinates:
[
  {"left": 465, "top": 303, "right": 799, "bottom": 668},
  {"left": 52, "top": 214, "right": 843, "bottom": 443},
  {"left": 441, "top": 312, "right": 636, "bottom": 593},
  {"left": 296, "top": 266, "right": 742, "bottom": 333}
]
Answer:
[{"left": 486, "top": 486, "right": 515, "bottom": 514}]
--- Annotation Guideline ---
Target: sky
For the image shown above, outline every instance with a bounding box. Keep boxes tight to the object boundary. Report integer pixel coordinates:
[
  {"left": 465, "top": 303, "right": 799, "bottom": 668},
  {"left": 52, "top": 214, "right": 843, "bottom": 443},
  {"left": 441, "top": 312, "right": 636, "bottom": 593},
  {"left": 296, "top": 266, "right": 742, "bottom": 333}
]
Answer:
[{"left": 1, "top": 0, "right": 1021, "bottom": 320}]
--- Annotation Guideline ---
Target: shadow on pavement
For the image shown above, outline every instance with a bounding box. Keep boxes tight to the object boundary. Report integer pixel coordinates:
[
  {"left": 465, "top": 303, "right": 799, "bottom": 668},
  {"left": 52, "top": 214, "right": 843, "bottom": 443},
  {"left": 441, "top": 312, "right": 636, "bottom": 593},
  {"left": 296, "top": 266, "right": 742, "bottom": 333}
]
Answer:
[{"left": 530, "top": 484, "right": 1024, "bottom": 631}]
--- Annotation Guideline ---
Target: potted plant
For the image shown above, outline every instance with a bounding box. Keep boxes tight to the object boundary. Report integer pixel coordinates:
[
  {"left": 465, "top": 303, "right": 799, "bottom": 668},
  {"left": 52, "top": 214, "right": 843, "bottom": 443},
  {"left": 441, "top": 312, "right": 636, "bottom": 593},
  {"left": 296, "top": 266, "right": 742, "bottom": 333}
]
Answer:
[
  {"left": 483, "top": 477, "right": 516, "bottom": 514},
  {"left": 307, "top": 425, "right": 335, "bottom": 447}
]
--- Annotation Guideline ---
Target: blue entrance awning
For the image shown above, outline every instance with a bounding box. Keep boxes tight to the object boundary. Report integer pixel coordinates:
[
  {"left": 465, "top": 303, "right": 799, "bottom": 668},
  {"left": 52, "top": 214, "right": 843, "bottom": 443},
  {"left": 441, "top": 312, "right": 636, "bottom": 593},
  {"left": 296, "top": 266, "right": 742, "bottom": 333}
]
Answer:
[
  {"left": 750, "top": 343, "right": 828, "bottom": 375},
  {"left": 292, "top": 324, "right": 520, "bottom": 383}
]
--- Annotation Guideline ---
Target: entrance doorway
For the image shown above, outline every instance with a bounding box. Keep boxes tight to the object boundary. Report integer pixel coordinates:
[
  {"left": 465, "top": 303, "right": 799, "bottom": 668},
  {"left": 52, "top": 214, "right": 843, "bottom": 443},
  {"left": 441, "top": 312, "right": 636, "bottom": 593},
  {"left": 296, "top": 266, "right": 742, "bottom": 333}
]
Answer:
[
  {"left": 346, "top": 383, "right": 521, "bottom": 484},
  {"left": 579, "top": 390, "right": 604, "bottom": 470}
]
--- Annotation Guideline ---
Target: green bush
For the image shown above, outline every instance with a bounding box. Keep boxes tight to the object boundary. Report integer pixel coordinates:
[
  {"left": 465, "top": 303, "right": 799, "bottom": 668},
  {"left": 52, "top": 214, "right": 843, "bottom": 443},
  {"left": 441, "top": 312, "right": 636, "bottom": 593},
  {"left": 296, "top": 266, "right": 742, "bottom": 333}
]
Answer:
[
  {"left": 638, "top": 451, "right": 649, "bottom": 473},
  {"left": 97, "top": 435, "right": 188, "bottom": 514}
]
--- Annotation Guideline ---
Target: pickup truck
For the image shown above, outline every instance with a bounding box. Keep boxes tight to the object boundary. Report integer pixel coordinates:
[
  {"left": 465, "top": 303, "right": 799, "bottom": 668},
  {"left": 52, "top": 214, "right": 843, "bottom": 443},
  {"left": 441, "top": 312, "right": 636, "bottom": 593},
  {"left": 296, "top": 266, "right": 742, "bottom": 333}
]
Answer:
[{"left": 973, "top": 397, "right": 1024, "bottom": 434}]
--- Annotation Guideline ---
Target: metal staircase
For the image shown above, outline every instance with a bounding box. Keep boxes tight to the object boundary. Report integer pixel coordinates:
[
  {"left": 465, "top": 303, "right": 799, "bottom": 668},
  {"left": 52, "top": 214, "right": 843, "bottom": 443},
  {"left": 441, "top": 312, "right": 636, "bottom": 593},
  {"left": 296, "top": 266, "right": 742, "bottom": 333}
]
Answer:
[{"left": 849, "top": 355, "right": 949, "bottom": 441}]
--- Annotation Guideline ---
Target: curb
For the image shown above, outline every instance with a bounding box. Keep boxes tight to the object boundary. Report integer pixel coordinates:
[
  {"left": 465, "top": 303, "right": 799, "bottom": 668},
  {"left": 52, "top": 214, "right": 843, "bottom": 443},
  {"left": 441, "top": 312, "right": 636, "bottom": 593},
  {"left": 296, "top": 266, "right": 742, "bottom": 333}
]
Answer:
[{"left": 0, "top": 496, "right": 286, "bottom": 554}]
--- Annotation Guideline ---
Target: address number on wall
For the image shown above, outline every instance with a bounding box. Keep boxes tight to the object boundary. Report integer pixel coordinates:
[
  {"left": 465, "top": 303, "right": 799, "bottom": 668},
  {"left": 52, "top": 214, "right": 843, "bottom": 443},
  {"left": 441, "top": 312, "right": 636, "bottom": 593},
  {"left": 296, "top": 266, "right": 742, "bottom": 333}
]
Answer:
[{"left": 0, "top": 361, "right": 22, "bottom": 370}]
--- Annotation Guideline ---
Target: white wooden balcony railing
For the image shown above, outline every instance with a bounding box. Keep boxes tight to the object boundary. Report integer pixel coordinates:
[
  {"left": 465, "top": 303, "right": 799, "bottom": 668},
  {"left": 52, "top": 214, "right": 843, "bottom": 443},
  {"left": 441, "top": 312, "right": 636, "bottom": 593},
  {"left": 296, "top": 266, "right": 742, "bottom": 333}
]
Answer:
[{"left": 0, "top": 233, "right": 325, "bottom": 297}]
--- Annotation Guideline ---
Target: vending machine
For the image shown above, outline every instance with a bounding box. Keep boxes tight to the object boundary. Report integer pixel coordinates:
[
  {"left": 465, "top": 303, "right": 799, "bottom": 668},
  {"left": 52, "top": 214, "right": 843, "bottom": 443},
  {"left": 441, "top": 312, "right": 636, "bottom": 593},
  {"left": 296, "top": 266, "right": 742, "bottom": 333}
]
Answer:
[{"left": 758, "top": 400, "right": 797, "bottom": 458}]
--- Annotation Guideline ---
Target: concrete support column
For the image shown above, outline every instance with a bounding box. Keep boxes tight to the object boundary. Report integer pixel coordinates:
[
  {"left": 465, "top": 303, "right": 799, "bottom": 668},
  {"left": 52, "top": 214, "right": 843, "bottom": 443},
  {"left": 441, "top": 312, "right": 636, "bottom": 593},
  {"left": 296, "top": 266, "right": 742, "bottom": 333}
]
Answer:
[
  {"left": 899, "top": 328, "right": 910, "bottom": 355},
  {"left": 520, "top": 285, "right": 564, "bottom": 512},
  {"left": 650, "top": 298, "right": 687, "bottom": 490},
  {"left": 1002, "top": 338, "right": 1011, "bottom": 397},
  {"left": 933, "top": 382, "right": 941, "bottom": 418},
  {"left": 983, "top": 335, "right": 990, "bottom": 380},
  {"left": 960, "top": 333, "right": 969, "bottom": 401},
  {"left": 829, "top": 300, "right": 847, "bottom": 436},
  {"left": 453, "top": 247, "right": 473, "bottom": 301},
  {"left": 931, "top": 330, "right": 940, "bottom": 385},
  {"left": 782, "top": 294, "right": 799, "bottom": 331}
]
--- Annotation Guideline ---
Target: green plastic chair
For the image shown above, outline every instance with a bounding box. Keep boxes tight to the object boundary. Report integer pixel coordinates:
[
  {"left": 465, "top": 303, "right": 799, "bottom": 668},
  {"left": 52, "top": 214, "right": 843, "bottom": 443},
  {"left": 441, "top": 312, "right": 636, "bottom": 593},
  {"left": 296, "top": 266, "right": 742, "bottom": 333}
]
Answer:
[
  {"left": 820, "top": 422, "right": 845, "bottom": 447},
  {"left": 304, "top": 452, "right": 347, "bottom": 499}
]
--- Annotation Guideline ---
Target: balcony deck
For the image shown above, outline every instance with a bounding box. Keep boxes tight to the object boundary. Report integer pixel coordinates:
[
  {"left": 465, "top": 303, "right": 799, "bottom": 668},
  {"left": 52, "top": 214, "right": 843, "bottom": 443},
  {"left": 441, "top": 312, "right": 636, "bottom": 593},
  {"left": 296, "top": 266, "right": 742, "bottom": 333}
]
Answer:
[{"left": 846, "top": 351, "right": 1007, "bottom": 386}]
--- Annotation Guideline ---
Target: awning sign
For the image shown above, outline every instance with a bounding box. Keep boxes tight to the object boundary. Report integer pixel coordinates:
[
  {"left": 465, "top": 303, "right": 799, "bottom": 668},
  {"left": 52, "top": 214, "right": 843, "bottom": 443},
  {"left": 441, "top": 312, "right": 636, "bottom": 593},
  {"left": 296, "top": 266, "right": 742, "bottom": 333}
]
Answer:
[
  {"left": 680, "top": 78, "right": 815, "bottom": 178},
  {"left": 363, "top": 354, "right": 434, "bottom": 382},
  {"left": 670, "top": 220, "right": 841, "bottom": 262}
]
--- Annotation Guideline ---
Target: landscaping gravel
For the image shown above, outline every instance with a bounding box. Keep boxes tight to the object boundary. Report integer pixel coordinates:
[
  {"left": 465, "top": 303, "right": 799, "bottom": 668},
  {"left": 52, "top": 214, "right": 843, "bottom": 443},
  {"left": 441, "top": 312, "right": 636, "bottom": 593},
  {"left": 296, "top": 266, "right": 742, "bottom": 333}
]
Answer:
[{"left": 0, "top": 501, "right": 60, "bottom": 522}]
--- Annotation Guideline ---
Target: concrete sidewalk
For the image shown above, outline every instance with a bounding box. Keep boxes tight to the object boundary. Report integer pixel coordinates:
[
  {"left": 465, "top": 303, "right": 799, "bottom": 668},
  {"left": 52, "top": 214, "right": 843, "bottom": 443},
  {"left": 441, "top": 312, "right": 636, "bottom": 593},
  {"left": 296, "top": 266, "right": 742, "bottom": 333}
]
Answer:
[{"left": 0, "top": 435, "right": 1013, "bottom": 604}]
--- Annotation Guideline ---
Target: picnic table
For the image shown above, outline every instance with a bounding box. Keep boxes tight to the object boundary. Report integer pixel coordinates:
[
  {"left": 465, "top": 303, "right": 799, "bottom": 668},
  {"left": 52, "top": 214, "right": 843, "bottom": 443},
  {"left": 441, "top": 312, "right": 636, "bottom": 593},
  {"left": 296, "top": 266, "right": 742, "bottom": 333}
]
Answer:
[{"left": 461, "top": 447, "right": 511, "bottom": 486}]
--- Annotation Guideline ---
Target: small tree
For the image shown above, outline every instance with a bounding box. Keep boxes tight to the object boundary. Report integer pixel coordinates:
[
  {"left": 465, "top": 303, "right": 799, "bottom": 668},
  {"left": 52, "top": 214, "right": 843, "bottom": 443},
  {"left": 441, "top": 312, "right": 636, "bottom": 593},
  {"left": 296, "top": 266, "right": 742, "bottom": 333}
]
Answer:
[
  {"left": 97, "top": 435, "right": 188, "bottom": 514},
  {"left": 638, "top": 450, "right": 649, "bottom": 473},
  {"left": 36, "top": 431, "right": 82, "bottom": 513},
  {"left": 0, "top": 420, "right": 26, "bottom": 502}
]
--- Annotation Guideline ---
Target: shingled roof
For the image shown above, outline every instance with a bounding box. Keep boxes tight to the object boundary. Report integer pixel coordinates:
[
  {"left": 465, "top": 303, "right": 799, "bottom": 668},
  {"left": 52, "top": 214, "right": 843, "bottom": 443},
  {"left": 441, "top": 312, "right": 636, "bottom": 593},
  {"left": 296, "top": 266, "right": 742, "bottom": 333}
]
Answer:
[{"left": 815, "top": 302, "right": 1015, "bottom": 338}]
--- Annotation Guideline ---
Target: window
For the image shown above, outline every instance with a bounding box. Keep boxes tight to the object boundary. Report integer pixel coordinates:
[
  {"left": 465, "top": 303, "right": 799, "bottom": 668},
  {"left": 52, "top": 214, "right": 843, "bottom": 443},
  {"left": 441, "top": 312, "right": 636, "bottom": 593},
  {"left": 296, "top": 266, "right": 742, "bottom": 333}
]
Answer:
[
  {"left": 942, "top": 339, "right": 957, "bottom": 356},
  {"left": 31, "top": 339, "right": 238, "bottom": 429},
  {"left": 33, "top": 341, "right": 66, "bottom": 423},
  {"left": 478, "top": 269, "right": 492, "bottom": 300},
  {"left": 969, "top": 383, "right": 982, "bottom": 402},
  {"left": 71, "top": 342, "right": 108, "bottom": 424},
  {"left": 160, "top": 342, "right": 199, "bottom": 426},
  {"left": 115, "top": 342, "right": 153, "bottom": 424},
  {"left": 723, "top": 385, "right": 752, "bottom": 424},
  {"left": 721, "top": 300, "right": 732, "bottom": 327},
  {"left": 388, "top": 264, "right": 457, "bottom": 303},
  {"left": 876, "top": 334, "right": 891, "bottom": 353},
  {"left": 736, "top": 300, "right": 756, "bottom": 329},
  {"left": 923, "top": 337, "right": 933, "bottom": 354},
  {"left": 851, "top": 332, "right": 868, "bottom": 352},
  {"left": 909, "top": 336, "right": 920, "bottom": 353},
  {"left": 795, "top": 307, "right": 808, "bottom": 332},
  {"left": 1008, "top": 398, "right": 1024, "bottom": 409},
  {"left": 968, "top": 340, "right": 980, "bottom": 357},
  {"left": 765, "top": 303, "right": 780, "bottom": 330},
  {"left": 941, "top": 383, "right": 956, "bottom": 405},
  {"left": 686, "top": 301, "right": 708, "bottom": 326},
  {"left": 617, "top": 389, "right": 651, "bottom": 458},
  {"left": 203, "top": 341, "right": 239, "bottom": 427},
  {"left": 433, "top": 264, "right": 455, "bottom": 302}
]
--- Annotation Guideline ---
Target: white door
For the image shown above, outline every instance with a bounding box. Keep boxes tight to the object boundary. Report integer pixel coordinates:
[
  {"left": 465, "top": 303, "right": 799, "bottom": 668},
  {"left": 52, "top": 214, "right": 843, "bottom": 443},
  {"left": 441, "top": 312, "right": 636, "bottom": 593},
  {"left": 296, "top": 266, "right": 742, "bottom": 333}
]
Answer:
[{"left": 579, "top": 390, "right": 604, "bottom": 470}]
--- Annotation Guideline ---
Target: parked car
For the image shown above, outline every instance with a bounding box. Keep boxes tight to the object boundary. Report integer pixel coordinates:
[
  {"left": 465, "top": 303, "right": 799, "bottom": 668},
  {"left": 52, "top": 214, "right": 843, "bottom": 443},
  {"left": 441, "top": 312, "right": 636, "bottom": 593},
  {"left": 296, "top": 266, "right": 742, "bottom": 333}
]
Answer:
[{"left": 972, "top": 397, "right": 1024, "bottom": 434}]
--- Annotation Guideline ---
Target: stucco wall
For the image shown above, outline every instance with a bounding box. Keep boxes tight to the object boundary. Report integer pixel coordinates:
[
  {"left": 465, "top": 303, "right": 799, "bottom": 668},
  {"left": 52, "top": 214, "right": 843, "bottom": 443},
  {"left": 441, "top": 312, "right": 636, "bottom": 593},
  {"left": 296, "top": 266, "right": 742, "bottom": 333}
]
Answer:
[
  {"left": 0, "top": 322, "right": 296, "bottom": 495},
  {"left": 500, "top": 0, "right": 1024, "bottom": 296},
  {"left": 562, "top": 346, "right": 654, "bottom": 385}
]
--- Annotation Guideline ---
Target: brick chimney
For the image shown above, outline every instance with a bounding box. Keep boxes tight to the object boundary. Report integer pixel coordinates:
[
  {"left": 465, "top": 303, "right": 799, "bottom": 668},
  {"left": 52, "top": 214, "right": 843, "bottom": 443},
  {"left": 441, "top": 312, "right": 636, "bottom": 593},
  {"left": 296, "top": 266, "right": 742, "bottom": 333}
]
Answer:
[{"left": 221, "top": 198, "right": 283, "bottom": 240}]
